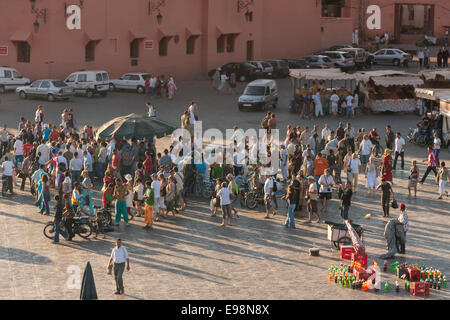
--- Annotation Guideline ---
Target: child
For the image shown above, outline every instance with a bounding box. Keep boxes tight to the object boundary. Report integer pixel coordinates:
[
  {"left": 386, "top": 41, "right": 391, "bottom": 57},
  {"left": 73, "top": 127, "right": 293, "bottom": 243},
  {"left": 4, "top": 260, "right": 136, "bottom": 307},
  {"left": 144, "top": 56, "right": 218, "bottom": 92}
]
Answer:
[
  {"left": 143, "top": 181, "right": 154, "bottom": 230},
  {"left": 92, "top": 211, "right": 107, "bottom": 239}
]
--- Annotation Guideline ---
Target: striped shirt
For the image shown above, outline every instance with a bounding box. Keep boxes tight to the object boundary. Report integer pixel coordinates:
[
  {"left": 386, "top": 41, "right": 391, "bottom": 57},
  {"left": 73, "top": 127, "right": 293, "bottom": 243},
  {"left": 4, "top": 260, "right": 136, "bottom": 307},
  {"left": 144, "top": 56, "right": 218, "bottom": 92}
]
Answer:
[{"left": 398, "top": 210, "right": 409, "bottom": 232}]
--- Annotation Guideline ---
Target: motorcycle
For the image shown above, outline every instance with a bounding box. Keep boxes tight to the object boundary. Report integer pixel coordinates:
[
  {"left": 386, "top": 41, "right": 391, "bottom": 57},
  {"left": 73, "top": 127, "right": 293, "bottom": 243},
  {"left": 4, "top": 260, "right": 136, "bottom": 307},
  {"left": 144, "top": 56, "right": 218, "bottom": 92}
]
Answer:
[{"left": 43, "top": 216, "right": 92, "bottom": 240}]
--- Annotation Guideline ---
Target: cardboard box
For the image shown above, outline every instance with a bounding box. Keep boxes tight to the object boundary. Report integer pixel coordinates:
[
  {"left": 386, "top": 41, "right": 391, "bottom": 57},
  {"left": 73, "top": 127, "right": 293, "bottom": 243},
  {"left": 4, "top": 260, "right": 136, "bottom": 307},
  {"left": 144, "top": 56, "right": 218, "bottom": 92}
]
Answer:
[
  {"left": 340, "top": 245, "right": 355, "bottom": 259},
  {"left": 411, "top": 281, "right": 429, "bottom": 296},
  {"left": 351, "top": 252, "right": 367, "bottom": 267}
]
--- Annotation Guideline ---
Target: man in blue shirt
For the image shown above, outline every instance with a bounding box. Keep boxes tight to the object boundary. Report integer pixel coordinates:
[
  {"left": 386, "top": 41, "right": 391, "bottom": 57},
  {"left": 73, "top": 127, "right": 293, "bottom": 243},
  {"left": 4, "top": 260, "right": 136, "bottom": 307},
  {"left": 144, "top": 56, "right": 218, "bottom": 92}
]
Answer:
[{"left": 42, "top": 124, "right": 52, "bottom": 142}]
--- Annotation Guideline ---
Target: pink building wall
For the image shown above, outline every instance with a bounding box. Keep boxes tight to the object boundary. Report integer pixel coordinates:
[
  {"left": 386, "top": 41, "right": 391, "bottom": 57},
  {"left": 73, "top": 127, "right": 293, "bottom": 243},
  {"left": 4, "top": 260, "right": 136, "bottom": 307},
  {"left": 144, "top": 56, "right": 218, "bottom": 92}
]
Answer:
[{"left": 320, "top": 18, "right": 353, "bottom": 49}]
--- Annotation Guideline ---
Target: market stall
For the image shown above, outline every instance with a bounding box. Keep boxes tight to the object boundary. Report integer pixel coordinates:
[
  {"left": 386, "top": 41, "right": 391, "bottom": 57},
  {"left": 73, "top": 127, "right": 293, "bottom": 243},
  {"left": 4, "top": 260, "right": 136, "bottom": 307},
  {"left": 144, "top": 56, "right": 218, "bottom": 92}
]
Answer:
[
  {"left": 419, "top": 69, "right": 450, "bottom": 88},
  {"left": 440, "top": 96, "right": 450, "bottom": 146},
  {"left": 356, "top": 71, "right": 424, "bottom": 113},
  {"left": 289, "top": 69, "right": 357, "bottom": 113}
]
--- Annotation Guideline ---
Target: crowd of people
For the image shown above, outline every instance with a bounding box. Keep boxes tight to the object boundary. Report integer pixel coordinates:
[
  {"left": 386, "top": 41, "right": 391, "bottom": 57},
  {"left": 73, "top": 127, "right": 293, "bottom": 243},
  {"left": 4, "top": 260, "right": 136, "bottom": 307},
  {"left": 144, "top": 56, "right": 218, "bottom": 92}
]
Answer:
[
  {"left": 0, "top": 101, "right": 448, "bottom": 246},
  {"left": 144, "top": 75, "right": 177, "bottom": 100}
]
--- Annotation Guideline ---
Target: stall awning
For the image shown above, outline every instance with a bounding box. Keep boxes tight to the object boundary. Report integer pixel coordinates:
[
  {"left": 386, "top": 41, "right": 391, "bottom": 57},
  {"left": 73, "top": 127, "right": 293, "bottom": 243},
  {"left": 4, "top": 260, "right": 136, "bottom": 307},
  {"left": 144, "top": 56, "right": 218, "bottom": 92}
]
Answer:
[
  {"left": 128, "top": 30, "right": 146, "bottom": 42},
  {"left": 216, "top": 25, "right": 241, "bottom": 36},
  {"left": 415, "top": 88, "right": 450, "bottom": 101},
  {"left": 371, "top": 76, "right": 424, "bottom": 87},
  {"left": 186, "top": 27, "right": 202, "bottom": 38},
  {"left": 354, "top": 70, "right": 408, "bottom": 83},
  {"left": 420, "top": 69, "right": 450, "bottom": 81},
  {"left": 440, "top": 96, "right": 450, "bottom": 117},
  {"left": 10, "top": 31, "right": 32, "bottom": 42},
  {"left": 158, "top": 27, "right": 177, "bottom": 41},
  {"left": 290, "top": 68, "right": 356, "bottom": 81}
]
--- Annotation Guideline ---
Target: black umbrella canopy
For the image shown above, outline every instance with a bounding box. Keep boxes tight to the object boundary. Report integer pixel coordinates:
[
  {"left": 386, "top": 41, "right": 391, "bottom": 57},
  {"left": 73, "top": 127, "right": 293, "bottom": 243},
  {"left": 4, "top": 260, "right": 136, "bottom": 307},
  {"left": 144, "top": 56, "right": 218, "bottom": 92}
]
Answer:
[
  {"left": 80, "top": 261, "right": 98, "bottom": 300},
  {"left": 96, "top": 114, "right": 176, "bottom": 141}
]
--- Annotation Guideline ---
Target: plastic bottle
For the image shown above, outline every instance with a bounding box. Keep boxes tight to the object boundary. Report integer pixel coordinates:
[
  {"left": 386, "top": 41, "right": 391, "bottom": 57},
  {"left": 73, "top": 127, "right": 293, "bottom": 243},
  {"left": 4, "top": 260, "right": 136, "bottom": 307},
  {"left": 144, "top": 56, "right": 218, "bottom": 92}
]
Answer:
[
  {"left": 385, "top": 280, "right": 389, "bottom": 293},
  {"left": 438, "top": 281, "right": 441, "bottom": 290},
  {"left": 362, "top": 281, "right": 368, "bottom": 291},
  {"left": 395, "top": 281, "right": 399, "bottom": 292},
  {"left": 443, "top": 276, "right": 447, "bottom": 288},
  {"left": 383, "top": 261, "right": 388, "bottom": 272},
  {"left": 405, "top": 280, "right": 410, "bottom": 292}
]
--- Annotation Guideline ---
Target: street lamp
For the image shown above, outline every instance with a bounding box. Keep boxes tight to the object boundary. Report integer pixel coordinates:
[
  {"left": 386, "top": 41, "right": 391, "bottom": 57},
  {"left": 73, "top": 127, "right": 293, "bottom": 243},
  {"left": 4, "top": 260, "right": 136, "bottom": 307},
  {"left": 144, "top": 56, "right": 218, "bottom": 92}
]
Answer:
[
  {"left": 238, "top": 0, "right": 254, "bottom": 22},
  {"left": 157, "top": 11, "right": 163, "bottom": 25},
  {"left": 33, "top": 19, "right": 40, "bottom": 33},
  {"left": 30, "top": 0, "right": 47, "bottom": 32},
  {"left": 148, "top": 0, "right": 166, "bottom": 24}
]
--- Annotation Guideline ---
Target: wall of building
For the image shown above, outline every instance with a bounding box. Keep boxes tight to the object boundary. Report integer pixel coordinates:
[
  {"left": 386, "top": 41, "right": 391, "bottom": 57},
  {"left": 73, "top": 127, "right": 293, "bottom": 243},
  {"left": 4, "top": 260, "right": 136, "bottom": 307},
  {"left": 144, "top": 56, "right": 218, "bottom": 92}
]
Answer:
[{"left": 320, "top": 18, "right": 353, "bottom": 49}]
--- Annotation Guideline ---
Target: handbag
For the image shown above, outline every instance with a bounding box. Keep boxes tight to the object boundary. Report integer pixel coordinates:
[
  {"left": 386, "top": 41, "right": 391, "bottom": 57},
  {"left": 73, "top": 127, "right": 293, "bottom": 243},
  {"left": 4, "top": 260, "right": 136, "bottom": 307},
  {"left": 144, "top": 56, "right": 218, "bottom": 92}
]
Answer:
[{"left": 391, "top": 199, "right": 398, "bottom": 209}]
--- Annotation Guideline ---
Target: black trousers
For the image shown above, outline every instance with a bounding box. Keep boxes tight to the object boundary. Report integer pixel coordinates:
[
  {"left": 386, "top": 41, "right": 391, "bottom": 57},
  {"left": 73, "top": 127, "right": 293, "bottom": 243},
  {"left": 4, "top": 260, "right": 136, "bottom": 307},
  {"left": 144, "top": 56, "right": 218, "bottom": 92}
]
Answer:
[
  {"left": 420, "top": 166, "right": 438, "bottom": 183},
  {"left": 381, "top": 195, "right": 390, "bottom": 217},
  {"left": 1, "top": 175, "right": 13, "bottom": 194}
]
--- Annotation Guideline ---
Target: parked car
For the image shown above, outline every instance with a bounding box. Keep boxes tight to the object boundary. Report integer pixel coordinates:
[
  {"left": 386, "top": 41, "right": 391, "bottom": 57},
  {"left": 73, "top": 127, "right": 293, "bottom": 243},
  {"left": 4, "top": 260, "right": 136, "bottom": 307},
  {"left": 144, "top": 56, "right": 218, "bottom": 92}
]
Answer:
[
  {"left": 0, "top": 67, "right": 30, "bottom": 93},
  {"left": 249, "top": 61, "right": 274, "bottom": 77},
  {"left": 110, "top": 73, "right": 150, "bottom": 93},
  {"left": 16, "top": 80, "right": 74, "bottom": 102},
  {"left": 265, "top": 60, "right": 290, "bottom": 78},
  {"left": 329, "top": 45, "right": 353, "bottom": 52},
  {"left": 208, "top": 62, "right": 263, "bottom": 82},
  {"left": 238, "top": 79, "right": 278, "bottom": 111},
  {"left": 304, "top": 55, "right": 332, "bottom": 69},
  {"left": 64, "top": 70, "right": 110, "bottom": 97},
  {"left": 319, "top": 51, "right": 356, "bottom": 70},
  {"left": 339, "top": 48, "right": 371, "bottom": 69},
  {"left": 283, "top": 59, "right": 311, "bottom": 69},
  {"left": 367, "top": 49, "right": 412, "bottom": 67}
]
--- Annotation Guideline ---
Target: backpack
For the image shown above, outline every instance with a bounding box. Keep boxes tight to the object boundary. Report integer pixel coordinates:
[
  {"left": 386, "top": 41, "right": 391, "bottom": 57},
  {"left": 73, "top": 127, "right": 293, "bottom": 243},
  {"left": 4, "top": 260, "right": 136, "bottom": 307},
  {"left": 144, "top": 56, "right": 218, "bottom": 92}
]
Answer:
[{"left": 272, "top": 178, "right": 278, "bottom": 192}]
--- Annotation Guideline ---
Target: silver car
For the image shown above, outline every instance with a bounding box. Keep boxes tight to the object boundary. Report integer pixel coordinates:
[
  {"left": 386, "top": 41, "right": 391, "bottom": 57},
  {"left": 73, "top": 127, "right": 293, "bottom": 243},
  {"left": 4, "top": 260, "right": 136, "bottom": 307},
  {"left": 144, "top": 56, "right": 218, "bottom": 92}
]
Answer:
[
  {"left": 369, "top": 49, "right": 412, "bottom": 66},
  {"left": 249, "top": 61, "right": 274, "bottom": 77},
  {"left": 16, "top": 80, "right": 74, "bottom": 102},
  {"left": 304, "top": 55, "right": 332, "bottom": 69},
  {"left": 110, "top": 73, "right": 150, "bottom": 93},
  {"left": 320, "top": 51, "right": 356, "bottom": 69}
]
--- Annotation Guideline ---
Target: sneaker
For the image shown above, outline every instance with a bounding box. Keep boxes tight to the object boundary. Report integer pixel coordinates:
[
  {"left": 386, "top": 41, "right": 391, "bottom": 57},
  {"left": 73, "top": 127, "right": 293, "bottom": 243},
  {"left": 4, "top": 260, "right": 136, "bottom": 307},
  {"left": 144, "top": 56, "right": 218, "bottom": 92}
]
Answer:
[{"left": 114, "top": 291, "right": 120, "bottom": 295}]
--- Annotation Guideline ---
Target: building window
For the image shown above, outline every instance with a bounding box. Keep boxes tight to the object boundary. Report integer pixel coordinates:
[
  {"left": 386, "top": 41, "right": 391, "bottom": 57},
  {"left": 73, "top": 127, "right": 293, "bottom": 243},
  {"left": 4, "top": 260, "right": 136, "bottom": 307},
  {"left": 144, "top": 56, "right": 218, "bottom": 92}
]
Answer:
[
  {"left": 217, "top": 35, "right": 225, "bottom": 53},
  {"left": 159, "top": 37, "right": 168, "bottom": 56},
  {"left": 130, "top": 39, "right": 140, "bottom": 58},
  {"left": 85, "top": 41, "right": 96, "bottom": 62},
  {"left": 186, "top": 36, "right": 197, "bottom": 55},
  {"left": 321, "top": 0, "right": 345, "bottom": 17},
  {"left": 226, "top": 35, "right": 235, "bottom": 53},
  {"left": 17, "top": 42, "right": 30, "bottom": 63}
]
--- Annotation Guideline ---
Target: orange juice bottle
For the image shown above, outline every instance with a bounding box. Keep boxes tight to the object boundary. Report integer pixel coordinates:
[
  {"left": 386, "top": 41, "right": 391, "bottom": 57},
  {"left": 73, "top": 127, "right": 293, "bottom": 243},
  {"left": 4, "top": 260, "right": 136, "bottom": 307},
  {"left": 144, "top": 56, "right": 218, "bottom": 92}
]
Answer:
[
  {"left": 329, "top": 272, "right": 333, "bottom": 281},
  {"left": 362, "top": 281, "right": 368, "bottom": 291}
]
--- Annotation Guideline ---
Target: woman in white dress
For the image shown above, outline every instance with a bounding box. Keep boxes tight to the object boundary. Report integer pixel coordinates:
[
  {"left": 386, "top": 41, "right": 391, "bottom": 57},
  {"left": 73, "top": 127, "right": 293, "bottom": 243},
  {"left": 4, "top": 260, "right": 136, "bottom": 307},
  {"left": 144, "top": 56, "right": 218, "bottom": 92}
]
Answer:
[
  {"left": 124, "top": 174, "right": 135, "bottom": 220},
  {"left": 365, "top": 156, "right": 378, "bottom": 194}
]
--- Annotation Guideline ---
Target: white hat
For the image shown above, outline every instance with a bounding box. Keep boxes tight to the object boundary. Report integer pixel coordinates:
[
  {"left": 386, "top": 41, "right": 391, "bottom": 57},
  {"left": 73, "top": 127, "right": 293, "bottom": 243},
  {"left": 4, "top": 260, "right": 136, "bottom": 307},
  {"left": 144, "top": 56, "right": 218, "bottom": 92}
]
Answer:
[{"left": 124, "top": 174, "right": 133, "bottom": 181}]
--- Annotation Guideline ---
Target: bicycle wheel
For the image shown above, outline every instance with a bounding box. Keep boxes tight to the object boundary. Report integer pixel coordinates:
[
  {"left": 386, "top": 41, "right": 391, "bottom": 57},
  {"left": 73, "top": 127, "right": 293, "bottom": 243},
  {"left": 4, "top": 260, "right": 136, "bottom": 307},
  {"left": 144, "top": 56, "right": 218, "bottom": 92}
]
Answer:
[
  {"left": 336, "top": 236, "right": 352, "bottom": 249},
  {"left": 43, "top": 223, "right": 56, "bottom": 240},
  {"left": 246, "top": 192, "right": 258, "bottom": 209},
  {"left": 77, "top": 223, "right": 92, "bottom": 239}
]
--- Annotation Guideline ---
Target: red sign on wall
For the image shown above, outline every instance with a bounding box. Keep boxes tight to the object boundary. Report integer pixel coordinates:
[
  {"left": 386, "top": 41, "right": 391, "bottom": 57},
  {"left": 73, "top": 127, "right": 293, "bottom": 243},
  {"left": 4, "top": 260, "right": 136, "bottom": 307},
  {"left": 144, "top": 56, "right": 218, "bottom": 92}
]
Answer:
[
  {"left": 0, "top": 46, "right": 8, "bottom": 55},
  {"left": 144, "top": 40, "right": 154, "bottom": 50}
]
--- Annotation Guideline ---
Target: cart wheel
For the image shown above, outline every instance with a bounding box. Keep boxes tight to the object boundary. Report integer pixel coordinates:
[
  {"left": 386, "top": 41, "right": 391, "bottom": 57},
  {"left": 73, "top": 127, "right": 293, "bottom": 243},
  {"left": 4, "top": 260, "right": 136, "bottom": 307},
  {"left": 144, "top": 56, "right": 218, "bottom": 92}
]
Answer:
[
  {"left": 332, "top": 241, "right": 340, "bottom": 250},
  {"left": 336, "top": 236, "right": 352, "bottom": 249}
]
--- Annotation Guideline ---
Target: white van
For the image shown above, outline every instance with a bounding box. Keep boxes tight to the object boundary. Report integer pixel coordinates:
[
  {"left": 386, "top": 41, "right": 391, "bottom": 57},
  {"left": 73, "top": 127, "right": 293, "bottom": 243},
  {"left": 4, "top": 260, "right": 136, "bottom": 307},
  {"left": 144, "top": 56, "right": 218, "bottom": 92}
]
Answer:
[
  {"left": 64, "top": 70, "right": 109, "bottom": 97},
  {"left": 238, "top": 79, "right": 278, "bottom": 111},
  {"left": 0, "top": 67, "right": 31, "bottom": 93}
]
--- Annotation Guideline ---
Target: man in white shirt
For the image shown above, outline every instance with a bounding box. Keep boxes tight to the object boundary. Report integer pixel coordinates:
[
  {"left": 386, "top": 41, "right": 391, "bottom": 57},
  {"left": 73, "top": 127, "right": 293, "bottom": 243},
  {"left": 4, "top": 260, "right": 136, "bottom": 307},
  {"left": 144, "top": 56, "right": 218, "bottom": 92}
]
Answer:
[
  {"left": 433, "top": 132, "right": 441, "bottom": 167},
  {"left": 217, "top": 182, "right": 233, "bottom": 226},
  {"left": 149, "top": 76, "right": 157, "bottom": 97},
  {"left": 347, "top": 153, "right": 362, "bottom": 192},
  {"left": 397, "top": 204, "right": 408, "bottom": 254},
  {"left": 13, "top": 136, "right": 24, "bottom": 168},
  {"left": 0, "top": 124, "right": 11, "bottom": 157},
  {"left": 69, "top": 152, "right": 83, "bottom": 186},
  {"left": 330, "top": 91, "right": 340, "bottom": 116},
  {"left": 321, "top": 124, "right": 331, "bottom": 142},
  {"left": 312, "top": 93, "right": 323, "bottom": 118},
  {"left": 151, "top": 174, "right": 161, "bottom": 220},
  {"left": 188, "top": 101, "right": 198, "bottom": 125},
  {"left": 1, "top": 156, "right": 15, "bottom": 195},
  {"left": 318, "top": 168, "right": 334, "bottom": 213},
  {"left": 358, "top": 135, "right": 373, "bottom": 171},
  {"left": 345, "top": 95, "right": 353, "bottom": 118},
  {"left": 107, "top": 239, "right": 130, "bottom": 295},
  {"left": 36, "top": 142, "right": 49, "bottom": 164},
  {"left": 56, "top": 151, "right": 68, "bottom": 170},
  {"left": 393, "top": 132, "right": 406, "bottom": 170},
  {"left": 326, "top": 134, "right": 339, "bottom": 154},
  {"left": 280, "top": 145, "right": 289, "bottom": 182},
  {"left": 263, "top": 175, "right": 277, "bottom": 218}
]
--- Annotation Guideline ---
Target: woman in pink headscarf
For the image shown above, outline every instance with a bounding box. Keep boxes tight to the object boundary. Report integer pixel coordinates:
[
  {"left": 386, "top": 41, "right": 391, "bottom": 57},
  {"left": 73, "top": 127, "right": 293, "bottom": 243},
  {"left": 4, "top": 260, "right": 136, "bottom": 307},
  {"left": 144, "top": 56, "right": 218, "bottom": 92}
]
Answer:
[{"left": 167, "top": 77, "right": 177, "bottom": 100}]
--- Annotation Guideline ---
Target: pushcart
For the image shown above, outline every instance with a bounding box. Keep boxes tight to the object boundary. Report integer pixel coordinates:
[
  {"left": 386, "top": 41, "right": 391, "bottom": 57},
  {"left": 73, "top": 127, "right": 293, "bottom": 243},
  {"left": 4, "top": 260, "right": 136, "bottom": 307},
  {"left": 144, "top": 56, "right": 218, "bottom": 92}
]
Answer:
[{"left": 325, "top": 221, "right": 368, "bottom": 250}]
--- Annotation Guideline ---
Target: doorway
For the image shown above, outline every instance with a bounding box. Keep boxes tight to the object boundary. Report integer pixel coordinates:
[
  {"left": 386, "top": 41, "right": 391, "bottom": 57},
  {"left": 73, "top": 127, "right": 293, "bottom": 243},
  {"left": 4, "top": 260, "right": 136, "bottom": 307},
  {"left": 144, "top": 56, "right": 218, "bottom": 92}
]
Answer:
[{"left": 246, "top": 40, "right": 254, "bottom": 61}]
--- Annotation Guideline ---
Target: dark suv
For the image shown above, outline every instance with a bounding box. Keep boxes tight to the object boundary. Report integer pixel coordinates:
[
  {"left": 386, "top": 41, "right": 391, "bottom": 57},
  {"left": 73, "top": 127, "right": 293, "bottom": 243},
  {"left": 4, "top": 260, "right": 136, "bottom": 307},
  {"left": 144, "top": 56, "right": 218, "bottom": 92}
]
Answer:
[
  {"left": 208, "top": 62, "right": 263, "bottom": 82},
  {"left": 265, "top": 60, "right": 290, "bottom": 78},
  {"left": 283, "top": 59, "right": 311, "bottom": 69}
]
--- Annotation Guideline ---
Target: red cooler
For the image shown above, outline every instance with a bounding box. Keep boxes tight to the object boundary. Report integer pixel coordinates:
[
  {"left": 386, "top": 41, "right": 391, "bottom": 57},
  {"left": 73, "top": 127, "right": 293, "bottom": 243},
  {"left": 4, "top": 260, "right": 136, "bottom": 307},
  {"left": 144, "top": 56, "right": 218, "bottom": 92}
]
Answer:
[
  {"left": 340, "top": 245, "right": 355, "bottom": 259},
  {"left": 411, "top": 282, "right": 429, "bottom": 296},
  {"left": 351, "top": 252, "right": 367, "bottom": 267},
  {"left": 407, "top": 267, "right": 421, "bottom": 282}
]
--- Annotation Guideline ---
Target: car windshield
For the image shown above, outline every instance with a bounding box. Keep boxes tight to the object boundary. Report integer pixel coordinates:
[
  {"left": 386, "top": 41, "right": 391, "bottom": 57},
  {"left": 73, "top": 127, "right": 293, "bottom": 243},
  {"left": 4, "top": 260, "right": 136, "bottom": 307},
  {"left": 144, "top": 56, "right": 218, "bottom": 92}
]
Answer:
[
  {"left": 243, "top": 86, "right": 266, "bottom": 96},
  {"left": 52, "top": 81, "right": 67, "bottom": 87},
  {"left": 262, "top": 62, "right": 271, "bottom": 68},
  {"left": 242, "top": 63, "right": 256, "bottom": 69},
  {"left": 102, "top": 73, "right": 109, "bottom": 81},
  {"left": 343, "top": 53, "right": 353, "bottom": 59},
  {"left": 322, "top": 57, "right": 332, "bottom": 62}
]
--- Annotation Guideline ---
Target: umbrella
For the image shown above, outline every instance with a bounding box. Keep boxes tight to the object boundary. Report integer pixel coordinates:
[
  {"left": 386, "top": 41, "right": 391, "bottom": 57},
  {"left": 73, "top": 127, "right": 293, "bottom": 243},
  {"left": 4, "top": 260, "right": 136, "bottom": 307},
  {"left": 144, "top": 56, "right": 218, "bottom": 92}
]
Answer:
[
  {"left": 80, "top": 261, "right": 98, "bottom": 300},
  {"left": 95, "top": 113, "right": 176, "bottom": 141}
]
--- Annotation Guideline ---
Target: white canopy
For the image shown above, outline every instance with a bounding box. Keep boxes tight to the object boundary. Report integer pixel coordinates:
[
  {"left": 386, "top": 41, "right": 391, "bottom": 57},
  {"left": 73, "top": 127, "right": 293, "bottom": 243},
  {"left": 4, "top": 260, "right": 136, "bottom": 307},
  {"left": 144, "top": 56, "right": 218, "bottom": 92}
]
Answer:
[
  {"left": 289, "top": 68, "right": 355, "bottom": 80},
  {"left": 354, "top": 70, "right": 408, "bottom": 82},
  {"left": 415, "top": 88, "right": 450, "bottom": 101},
  {"left": 371, "top": 76, "right": 424, "bottom": 87},
  {"left": 440, "top": 96, "right": 450, "bottom": 117},
  {"left": 420, "top": 69, "right": 450, "bottom": 81}
]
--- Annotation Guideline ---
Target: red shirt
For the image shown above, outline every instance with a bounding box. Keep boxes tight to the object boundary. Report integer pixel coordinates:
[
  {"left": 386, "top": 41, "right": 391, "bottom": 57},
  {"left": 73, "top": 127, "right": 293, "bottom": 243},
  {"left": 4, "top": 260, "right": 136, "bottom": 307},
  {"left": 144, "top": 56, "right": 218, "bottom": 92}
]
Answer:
[
  {"left": 22, "top": 143, "right": 33, "bottom": 155},
  {"left": 143, "top": 156, "right": 153, "bottom": 174}
]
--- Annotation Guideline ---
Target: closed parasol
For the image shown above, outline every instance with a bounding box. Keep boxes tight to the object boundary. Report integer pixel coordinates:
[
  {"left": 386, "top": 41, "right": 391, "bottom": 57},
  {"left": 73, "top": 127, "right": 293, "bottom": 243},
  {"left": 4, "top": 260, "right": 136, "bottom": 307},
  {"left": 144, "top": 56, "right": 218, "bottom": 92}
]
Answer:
[
  {"left": 95, "top": 113, "right": 175, "bottom": 141},
  {"left": 80, "top": 261, "right": 98, "bottom": 300}
]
